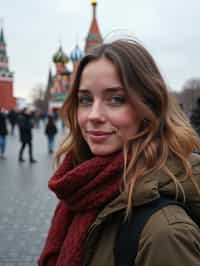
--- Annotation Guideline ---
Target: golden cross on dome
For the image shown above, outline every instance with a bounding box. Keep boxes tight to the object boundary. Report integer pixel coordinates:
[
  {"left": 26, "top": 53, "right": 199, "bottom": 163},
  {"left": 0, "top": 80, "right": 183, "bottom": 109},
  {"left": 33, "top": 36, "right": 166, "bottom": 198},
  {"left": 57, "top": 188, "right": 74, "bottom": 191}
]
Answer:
[{"left": 91, "top": 0, "right": 97, "bottom": 5}]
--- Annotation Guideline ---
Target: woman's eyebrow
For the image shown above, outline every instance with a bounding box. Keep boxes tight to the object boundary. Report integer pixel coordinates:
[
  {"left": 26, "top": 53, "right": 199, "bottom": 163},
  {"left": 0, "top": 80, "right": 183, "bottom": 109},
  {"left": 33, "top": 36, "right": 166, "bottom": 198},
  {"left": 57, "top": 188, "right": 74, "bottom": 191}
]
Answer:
[
  {"left": 104, "top": 87, "right": 124, "bottom": 93},
  {"left": 78, "top": 89, "right": 90, "bottom": 94},
  {"left": 78, "top": 86, "right": 124, "bottom": 93}
]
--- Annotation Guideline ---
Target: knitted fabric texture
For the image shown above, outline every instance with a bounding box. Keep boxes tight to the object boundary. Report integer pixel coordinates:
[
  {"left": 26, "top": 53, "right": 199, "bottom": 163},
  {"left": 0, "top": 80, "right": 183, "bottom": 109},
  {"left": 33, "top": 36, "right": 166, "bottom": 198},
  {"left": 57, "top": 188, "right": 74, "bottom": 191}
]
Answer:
[{"left": 38, "top": 151, "right": 124, "bottom": 266}]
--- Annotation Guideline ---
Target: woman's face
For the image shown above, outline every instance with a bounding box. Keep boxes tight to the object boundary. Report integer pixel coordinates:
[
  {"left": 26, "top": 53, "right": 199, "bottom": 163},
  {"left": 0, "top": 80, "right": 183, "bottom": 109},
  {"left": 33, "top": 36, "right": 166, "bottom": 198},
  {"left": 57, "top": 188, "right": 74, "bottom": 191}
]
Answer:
[{"left": 77, "top": 57, "right": 140, "bottom": 156}]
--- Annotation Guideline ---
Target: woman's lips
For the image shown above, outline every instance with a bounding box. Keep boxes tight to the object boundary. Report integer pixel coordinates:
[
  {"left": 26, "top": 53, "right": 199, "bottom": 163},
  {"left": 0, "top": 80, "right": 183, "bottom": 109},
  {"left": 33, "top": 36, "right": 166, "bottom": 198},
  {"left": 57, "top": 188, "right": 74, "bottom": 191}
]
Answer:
[{"left": 86, "top": 130, "right": 114, "bottom": 142}]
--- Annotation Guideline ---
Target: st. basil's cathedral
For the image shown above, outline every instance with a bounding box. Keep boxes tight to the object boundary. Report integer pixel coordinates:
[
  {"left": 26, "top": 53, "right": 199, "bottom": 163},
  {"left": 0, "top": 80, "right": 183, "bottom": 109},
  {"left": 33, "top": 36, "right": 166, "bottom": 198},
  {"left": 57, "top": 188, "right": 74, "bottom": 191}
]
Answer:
[
  {"left": 0, "top": 0, "right": 102, "bottom": 111},
  {"left": 47, "top": 0, "right": 103, "bottom": 111}
]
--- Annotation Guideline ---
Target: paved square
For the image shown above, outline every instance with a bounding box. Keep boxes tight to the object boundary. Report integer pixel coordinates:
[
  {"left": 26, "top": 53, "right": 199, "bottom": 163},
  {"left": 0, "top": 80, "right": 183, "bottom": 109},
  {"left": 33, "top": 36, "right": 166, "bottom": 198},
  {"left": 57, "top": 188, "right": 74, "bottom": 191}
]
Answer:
[{"left": 0, "top": 124, "right": 61, "bottom": 265}]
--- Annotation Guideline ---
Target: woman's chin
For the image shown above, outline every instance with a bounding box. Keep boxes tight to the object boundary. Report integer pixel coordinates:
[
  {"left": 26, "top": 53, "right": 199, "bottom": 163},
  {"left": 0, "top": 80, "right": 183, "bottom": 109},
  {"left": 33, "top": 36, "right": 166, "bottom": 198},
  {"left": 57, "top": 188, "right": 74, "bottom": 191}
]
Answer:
[{"left": 89, "top": 145, "right": 122, "bottom": 157}]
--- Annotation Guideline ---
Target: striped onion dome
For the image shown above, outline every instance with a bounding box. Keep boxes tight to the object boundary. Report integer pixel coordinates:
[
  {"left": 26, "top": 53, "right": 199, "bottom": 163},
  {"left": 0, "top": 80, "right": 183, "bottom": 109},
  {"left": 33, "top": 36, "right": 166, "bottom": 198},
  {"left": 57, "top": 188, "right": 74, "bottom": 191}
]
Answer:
[
  {"left": 53, "top": 46, "right": 68, "bottom": 64},
  {"left": 70, "top": 44, "right": 84, "bottom": 62}
]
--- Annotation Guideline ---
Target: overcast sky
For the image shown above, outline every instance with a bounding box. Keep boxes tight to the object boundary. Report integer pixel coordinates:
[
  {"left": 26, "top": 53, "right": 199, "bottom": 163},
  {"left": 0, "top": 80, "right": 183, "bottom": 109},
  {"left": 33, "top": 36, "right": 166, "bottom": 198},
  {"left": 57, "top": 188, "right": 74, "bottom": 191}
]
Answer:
[{"left": 1, "top": 0, "right": 200, "bottom": 99}]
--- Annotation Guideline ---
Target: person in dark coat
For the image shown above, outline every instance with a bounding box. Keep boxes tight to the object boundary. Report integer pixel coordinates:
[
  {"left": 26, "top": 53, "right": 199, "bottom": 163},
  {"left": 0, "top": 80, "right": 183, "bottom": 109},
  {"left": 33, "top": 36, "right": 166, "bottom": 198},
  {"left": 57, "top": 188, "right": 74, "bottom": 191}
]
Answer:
[
  {"left": 0, "top": 108, "right": 8, "bottom": 159},
  {"left": 190, "top": 97, "right": 200, "bottom": 135},
  {"left": 7, "top": 109, "right": 18, "bottom": 135},
  {"left": 18, "top": 108, "right": 37, "bottom": 163},
  {"left": 45, "top": 115, "right": 58, "bottom": 153}
]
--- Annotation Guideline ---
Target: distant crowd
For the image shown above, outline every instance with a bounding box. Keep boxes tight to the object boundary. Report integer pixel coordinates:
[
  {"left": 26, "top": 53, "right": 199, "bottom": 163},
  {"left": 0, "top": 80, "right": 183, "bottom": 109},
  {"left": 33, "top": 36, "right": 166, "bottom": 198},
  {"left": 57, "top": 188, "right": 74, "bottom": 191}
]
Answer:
[{"left": 0, "top": 107, "right": 62, "bottom": 162}]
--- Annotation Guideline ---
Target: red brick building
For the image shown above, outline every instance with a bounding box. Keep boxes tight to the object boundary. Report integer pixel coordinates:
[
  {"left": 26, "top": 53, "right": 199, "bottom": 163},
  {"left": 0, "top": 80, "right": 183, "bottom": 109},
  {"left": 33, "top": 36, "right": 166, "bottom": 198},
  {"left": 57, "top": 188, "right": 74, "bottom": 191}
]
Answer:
[{"left": 0, "top": 27, "right": 15, "bottom": 110}]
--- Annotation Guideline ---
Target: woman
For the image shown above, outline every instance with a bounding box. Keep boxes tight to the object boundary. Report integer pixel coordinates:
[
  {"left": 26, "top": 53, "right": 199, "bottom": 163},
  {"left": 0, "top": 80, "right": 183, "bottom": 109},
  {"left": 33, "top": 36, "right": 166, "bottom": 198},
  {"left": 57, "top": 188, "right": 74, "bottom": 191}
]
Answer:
[{"left": 39, "top": 39, "right": 200, "bottom": 266}]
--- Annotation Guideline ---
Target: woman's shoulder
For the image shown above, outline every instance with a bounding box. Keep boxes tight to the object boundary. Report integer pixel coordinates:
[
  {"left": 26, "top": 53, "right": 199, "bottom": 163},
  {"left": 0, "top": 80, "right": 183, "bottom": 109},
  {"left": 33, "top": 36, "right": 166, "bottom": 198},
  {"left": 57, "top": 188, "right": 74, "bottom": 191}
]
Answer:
[
  {"left": 142, "top": 204, "right": 199, "bottom": 236},
  {"left": 136, "top": 205, "right": 200, "bottom": 266}
]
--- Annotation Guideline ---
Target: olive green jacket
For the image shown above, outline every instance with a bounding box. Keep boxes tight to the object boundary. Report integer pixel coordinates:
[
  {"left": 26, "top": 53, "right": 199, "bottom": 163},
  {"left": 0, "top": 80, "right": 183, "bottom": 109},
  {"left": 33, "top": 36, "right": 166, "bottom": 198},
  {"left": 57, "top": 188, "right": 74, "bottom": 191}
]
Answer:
[{"left": 83, "top": 153, "right": 200, "bottom": 266}]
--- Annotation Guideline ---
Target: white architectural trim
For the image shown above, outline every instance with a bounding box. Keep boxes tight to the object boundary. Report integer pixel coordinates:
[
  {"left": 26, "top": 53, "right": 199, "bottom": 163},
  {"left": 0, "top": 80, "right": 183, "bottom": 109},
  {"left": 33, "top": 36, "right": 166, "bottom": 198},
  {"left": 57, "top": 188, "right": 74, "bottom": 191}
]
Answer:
[{"left": 0, "top": 76, "right": 13, "bottom": 82}]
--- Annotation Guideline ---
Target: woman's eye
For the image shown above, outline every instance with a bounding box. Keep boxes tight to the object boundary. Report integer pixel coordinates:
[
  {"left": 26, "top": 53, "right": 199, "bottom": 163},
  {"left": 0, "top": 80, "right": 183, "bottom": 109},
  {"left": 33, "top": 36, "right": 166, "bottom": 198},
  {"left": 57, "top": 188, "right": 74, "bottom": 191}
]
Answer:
[
  {"left": 78, "top": 95, "right": 93, "bottom": 105},
  {"left": 110, "top": 95, "right": 126, "bottom": 105}
]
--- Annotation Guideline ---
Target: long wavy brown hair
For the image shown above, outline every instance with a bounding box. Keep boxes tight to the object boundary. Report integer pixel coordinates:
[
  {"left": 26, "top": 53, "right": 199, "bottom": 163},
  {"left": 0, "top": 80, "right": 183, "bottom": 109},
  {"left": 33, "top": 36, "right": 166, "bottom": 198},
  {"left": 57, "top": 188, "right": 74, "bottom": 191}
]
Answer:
[{"left": 56, "top": 39, "right": 200, "bottom": 213}]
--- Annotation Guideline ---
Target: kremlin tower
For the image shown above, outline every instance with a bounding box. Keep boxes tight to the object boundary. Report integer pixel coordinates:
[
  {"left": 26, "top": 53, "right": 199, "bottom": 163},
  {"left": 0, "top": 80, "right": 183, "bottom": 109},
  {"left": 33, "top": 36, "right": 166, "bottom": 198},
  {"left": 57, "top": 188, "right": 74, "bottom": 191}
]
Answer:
[
  {"left": 0, "top": 27, "right": 15, "bottom": 109},
  {"left": 47, "top": 0, "right": 103, "bottom": 111}
]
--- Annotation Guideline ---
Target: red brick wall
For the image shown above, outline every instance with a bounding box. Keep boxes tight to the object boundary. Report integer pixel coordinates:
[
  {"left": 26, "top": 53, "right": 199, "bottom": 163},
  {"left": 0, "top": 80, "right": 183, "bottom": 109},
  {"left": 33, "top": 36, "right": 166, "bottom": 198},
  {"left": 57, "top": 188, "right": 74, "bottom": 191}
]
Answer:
[{"left": 0, "top": 80, "right": 16, "bottom": 110}]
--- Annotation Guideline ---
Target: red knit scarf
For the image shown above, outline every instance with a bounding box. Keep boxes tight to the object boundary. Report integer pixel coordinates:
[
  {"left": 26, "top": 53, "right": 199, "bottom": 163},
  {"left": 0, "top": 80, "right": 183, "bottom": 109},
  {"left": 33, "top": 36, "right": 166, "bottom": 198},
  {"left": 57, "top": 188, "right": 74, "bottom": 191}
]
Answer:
[{"left": 38, "top": 151, "right": 124, "bottom": 266}]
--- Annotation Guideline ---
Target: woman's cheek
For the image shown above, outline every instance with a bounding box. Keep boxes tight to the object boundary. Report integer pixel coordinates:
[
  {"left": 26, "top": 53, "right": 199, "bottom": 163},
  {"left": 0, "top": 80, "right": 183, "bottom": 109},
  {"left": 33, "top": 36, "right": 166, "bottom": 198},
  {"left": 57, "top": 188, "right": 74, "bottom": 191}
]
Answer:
[{"left": 77, "top": 109, "right": 84, "bottom": 127}]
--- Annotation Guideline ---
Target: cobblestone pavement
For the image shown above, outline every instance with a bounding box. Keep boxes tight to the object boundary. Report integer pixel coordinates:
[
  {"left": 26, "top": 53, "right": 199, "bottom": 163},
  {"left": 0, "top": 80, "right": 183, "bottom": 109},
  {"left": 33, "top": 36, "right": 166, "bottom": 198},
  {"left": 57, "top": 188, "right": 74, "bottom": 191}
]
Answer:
[{"left": 0, "top": 123, "right": 64, "bottom": 265}]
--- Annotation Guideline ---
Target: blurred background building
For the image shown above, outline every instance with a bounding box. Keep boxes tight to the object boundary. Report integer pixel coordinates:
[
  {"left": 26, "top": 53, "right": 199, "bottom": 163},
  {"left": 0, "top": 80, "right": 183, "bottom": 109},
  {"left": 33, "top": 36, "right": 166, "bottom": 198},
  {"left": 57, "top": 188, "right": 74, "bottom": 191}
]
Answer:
[{"left": 47, "top": 0, "right": 103, "bottom": 112}]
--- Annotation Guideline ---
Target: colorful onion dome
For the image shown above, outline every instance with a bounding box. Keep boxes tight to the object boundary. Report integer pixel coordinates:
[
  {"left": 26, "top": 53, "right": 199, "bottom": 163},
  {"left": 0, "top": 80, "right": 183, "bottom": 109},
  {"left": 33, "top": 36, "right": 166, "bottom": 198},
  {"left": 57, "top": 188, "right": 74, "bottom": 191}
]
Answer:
[
  {"left": 70, "top": 44, "right": 84, "bottom": 62},
  {"left": 53, "top": 46, "right": 69, "bottom": 64}
]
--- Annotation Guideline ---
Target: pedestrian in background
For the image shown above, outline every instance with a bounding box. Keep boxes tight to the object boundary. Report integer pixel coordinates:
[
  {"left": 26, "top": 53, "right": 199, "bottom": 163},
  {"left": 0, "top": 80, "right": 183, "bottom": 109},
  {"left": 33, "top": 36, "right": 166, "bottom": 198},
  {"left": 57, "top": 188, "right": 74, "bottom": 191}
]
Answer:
[
  {"left": 45, "top": 115, "right": 58, "bottom": 154},
  {"left": 0, "top": 107, "right": 8, "bottom": 159},
  {"left": 7, "top": 109, "right": 18, "bottom": 135},
  {"left": 39, "top": 39, "right": 200, "bottom": 266},
  {"left": 190, "top": 97, "right": 200, "bottom": 136},
  {"left": 33, "top": 110, "right": 41, "bottom": 129},
  {"left": 18, "top": 108, "right": 37, "bottom": 163}
]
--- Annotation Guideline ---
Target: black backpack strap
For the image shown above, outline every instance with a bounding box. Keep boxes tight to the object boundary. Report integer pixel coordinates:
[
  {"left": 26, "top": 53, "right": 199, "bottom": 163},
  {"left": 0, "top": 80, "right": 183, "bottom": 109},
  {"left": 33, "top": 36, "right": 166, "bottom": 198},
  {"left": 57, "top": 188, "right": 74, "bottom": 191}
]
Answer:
[{"left": 114, "top": 196, "right": 181, "bottom": 266}]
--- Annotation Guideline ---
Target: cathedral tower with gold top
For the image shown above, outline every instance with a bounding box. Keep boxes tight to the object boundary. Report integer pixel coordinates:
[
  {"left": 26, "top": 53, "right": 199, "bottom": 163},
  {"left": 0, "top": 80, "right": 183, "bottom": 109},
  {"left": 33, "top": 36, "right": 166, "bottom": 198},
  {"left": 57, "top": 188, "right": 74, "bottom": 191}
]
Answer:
[{"left": 85, "top": 0, "right": 103, "bottom": 53}]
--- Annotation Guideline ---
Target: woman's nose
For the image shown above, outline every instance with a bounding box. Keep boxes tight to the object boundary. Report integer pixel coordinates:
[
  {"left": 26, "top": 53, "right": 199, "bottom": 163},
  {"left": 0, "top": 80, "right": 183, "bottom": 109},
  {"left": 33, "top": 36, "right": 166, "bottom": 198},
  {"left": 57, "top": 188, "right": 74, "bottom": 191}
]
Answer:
[{"left": 88, "top": 101, "right": 106, "bottom": 122}]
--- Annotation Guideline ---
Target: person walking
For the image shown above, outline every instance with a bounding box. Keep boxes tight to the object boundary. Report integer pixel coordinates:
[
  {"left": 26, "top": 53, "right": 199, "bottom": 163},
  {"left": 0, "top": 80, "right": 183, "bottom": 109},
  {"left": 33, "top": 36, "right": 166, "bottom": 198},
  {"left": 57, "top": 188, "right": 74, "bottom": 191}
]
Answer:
[
  {"left": 7, "top": 109, "right": 18, "bottom": 135},
  {"left": 39, "top": 39, "right": 200, "bottom": 266},
  {"left": 18, "top": 108, "right": 37, "bottom": 163},
  {"left": 0, "top": 108, "right": 8, "bottom": 159},
  {"left": 45, "top": 115, "right": 58, "bottom": 154}
]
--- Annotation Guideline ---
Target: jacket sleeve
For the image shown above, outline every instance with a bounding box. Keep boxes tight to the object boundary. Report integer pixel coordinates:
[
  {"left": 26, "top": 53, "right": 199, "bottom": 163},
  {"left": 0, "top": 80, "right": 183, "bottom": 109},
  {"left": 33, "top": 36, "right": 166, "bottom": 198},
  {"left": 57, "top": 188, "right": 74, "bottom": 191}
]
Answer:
[{"left": 135, "top": 222, "right": 200, "bottom": 266}]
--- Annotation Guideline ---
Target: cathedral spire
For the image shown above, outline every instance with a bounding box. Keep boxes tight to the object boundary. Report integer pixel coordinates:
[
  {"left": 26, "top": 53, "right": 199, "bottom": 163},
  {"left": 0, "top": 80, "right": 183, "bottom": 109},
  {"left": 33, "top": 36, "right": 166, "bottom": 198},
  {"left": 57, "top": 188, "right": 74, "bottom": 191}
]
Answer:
[
  {"left": 85, "top": 0, "right": 103, "bottom": 53},
  {"left": 92, "top": 0, "right": 97, "bottom": 19}
]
